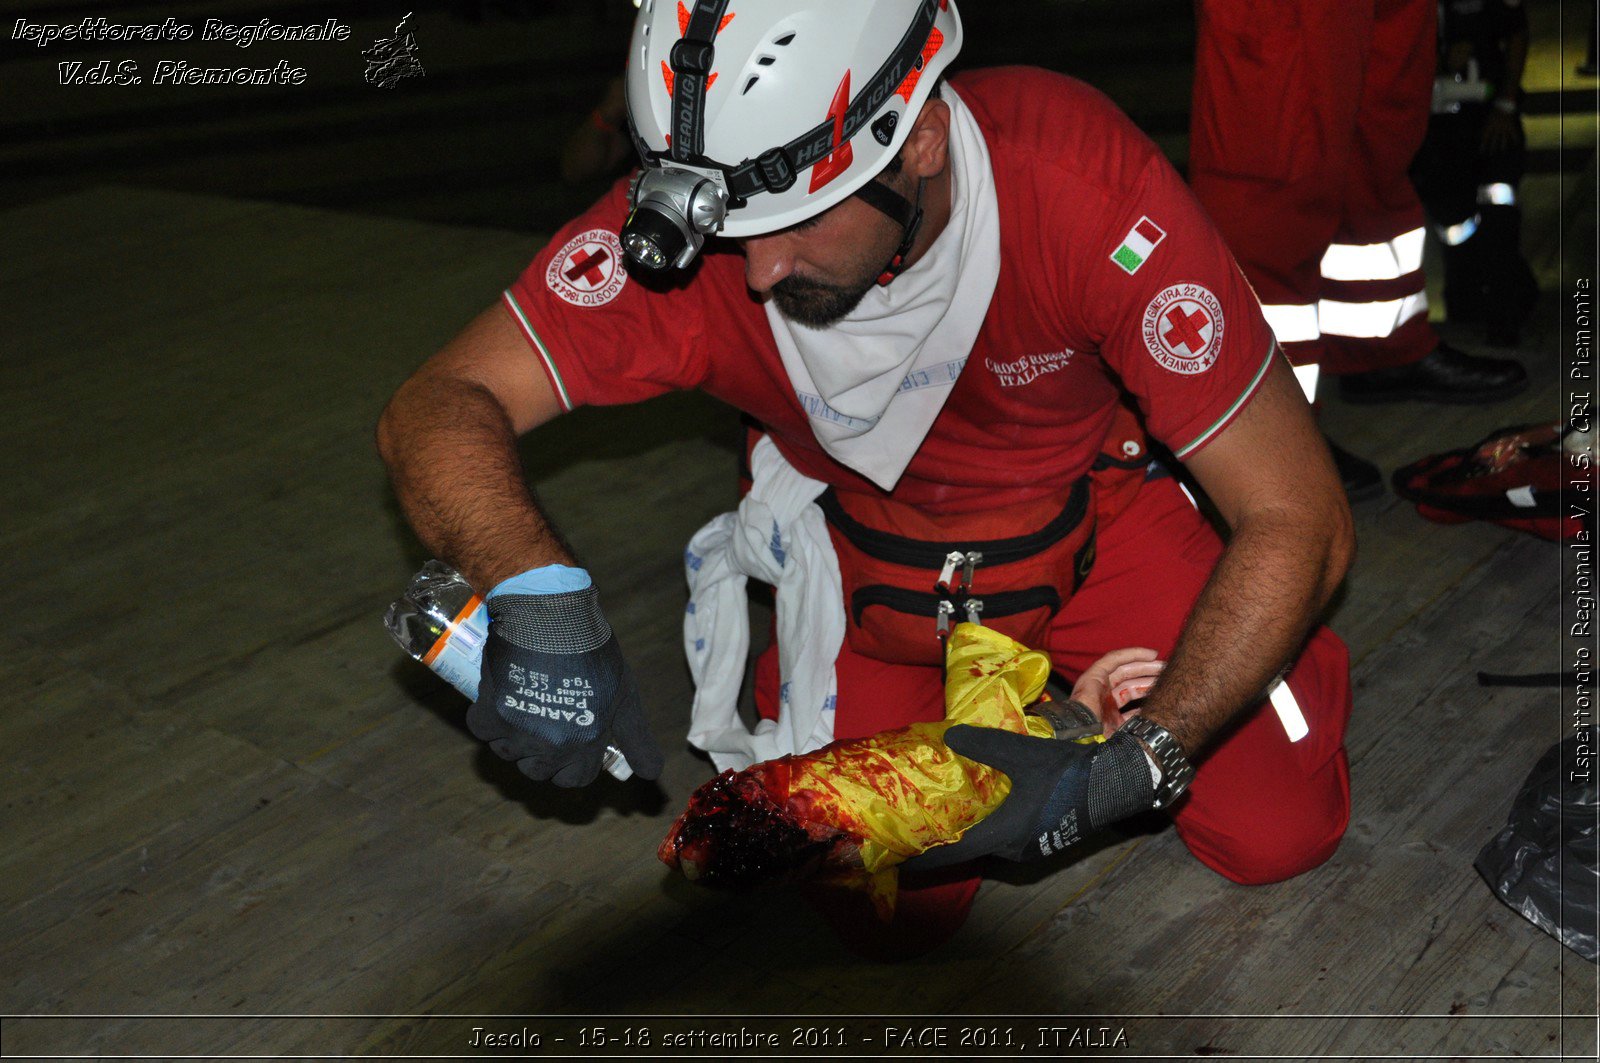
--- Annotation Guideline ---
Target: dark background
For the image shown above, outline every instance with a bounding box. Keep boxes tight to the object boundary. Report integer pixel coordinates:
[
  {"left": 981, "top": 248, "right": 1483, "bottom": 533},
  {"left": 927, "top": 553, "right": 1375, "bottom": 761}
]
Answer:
[
  {"left": 0, "top": 3, "right": 1444, "bottom": 225},
  {"left": 5, "top": 2, "right": 1590, "bottom": 252}
]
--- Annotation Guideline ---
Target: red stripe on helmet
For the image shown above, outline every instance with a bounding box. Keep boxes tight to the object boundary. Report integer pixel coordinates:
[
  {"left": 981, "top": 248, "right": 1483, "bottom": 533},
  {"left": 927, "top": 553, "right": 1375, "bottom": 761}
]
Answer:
[{"left": 807, "top": 70, "right": 855, "bottom": 194}]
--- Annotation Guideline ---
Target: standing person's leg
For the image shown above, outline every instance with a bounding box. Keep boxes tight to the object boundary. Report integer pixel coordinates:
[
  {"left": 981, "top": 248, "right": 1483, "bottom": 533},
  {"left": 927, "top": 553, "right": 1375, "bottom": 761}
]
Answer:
[
  {"left": 1189, "top": 0, "right": 1378, "bottom": 497},
  {"left": 1412, "top": 111, "right": 1489, "bottom": 327},
  {"left": 1320, "top": 0, "right": 1438, "bottom": 377},
  {"left": 1046, "top": 475, "right": 1353, "bottom": 882},
  {"left": 1335, "top": 0, "right": 1527, "bottom": 398},
  {"left": 1475, "top": 123, "right": 1539, "bottom": 347},
  {"left": 1189, "top": 0, "right": 1368, "bottom": 397}
]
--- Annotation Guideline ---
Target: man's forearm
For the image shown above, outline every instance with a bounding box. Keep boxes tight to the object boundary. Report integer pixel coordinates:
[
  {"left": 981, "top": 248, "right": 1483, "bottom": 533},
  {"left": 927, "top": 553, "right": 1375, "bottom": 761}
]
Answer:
[
  {"left": 1135, "top": 511, "right": 1346, "bottom": 757},
  {"left": 377, "top": 373, "right": 576, "bottom": 593}
]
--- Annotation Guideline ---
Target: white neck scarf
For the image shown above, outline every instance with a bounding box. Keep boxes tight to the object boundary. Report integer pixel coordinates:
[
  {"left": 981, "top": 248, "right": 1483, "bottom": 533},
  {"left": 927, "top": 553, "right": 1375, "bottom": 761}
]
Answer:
[{"left": 765, "top": 86, "right": 1001, "bottom": 492}]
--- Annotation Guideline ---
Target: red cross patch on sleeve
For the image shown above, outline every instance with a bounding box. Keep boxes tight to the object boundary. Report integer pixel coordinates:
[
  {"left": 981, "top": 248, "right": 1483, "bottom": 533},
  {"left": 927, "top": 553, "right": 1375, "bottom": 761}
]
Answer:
[
  {"left": 1141, "top": 283, "right": 1224, "bottom": 375},
  {"left": 545, "top": 229, "right": 629, "bottom": 308}
]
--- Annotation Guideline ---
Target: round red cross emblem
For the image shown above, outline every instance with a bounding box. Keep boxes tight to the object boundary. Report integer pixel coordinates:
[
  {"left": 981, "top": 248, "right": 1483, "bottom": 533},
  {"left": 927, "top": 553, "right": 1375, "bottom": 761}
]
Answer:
[
  {"left": 546, "top": 229, "right": 628, "bottom": 307},
  {"left": 1141, "top": 283, "right": 1224, "bottom": 375}
]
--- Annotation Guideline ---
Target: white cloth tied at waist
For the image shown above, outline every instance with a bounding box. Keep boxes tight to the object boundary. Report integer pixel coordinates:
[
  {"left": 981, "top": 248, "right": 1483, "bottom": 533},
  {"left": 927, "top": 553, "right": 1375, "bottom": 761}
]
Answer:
[{"left": 684, "top": 435, "right": 843, "bottom": 772}]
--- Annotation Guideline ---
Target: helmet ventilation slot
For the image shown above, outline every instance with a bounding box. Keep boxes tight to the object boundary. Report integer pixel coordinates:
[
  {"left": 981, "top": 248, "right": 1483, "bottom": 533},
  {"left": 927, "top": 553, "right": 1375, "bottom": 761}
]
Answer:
[{"left": 741, "top": 30, "right": 794, "bottom": 94}]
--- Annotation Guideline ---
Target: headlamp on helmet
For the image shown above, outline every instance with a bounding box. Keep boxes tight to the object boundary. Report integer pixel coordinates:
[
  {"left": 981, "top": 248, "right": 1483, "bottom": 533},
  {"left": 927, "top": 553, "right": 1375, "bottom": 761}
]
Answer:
[
  {"left": 619, "top": 0, "right": 963, "bottom": 274},
  {"left": 621, "top": 166, "right": 731, "bottom": 271}
]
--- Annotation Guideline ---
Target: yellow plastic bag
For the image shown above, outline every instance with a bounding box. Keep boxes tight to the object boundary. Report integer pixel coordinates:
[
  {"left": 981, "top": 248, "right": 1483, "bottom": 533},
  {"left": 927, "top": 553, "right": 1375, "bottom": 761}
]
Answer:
[{"left": 659, "top": 624, "right": 1092, "bottom": 916}]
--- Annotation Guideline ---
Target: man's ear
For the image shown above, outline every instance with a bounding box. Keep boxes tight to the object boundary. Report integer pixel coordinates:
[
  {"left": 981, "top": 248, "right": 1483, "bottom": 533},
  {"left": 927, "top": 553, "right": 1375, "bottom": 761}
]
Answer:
[{"left": 899, "top": 98, "right": 951, "bottom": 180}]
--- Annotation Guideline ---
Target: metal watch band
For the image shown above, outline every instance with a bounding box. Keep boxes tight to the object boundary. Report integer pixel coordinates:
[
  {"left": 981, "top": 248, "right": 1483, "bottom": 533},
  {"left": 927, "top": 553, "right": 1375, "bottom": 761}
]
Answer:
[{"left": 1120, "top": 715, "right": 1195, "bottom": 810}]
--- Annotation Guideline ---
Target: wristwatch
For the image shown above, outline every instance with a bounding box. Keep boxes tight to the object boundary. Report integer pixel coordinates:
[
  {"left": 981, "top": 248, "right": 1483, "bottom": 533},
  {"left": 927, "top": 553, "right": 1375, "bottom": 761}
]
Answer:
[{"left": 1119, "top": 716, "right": 1195, "bottom": 810}]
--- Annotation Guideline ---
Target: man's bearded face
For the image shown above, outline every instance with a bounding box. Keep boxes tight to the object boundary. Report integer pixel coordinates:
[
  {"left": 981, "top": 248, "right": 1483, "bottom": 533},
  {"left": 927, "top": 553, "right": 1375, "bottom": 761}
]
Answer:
[
  {"left": 770, "top": 270, "right": 880, "bottom": 329},
  {"left": 743, "top": 178, "right": 908, "bottom": 330}
]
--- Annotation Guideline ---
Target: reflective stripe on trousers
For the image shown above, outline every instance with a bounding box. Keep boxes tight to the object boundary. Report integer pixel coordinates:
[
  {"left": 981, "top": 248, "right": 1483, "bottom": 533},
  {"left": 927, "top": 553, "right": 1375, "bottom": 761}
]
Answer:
[
  {"left": 1290, "top": 362, "right": 1321, "bottom": 403},
  {"left": 1318, "top": 290, "right": 1429, "bottom": 339},
  {"left": 1264, "top": 298, "right": 1431, "bottom": 342},
  {"left": 1318, "top": 227, "right": 1426, "bottom": 281},
  {"left": 1258, "top": 306, "right": 1321, "bottom": 400},
  {"left": 1260, "top": 225, "right": 1431, "bottom": 359}
]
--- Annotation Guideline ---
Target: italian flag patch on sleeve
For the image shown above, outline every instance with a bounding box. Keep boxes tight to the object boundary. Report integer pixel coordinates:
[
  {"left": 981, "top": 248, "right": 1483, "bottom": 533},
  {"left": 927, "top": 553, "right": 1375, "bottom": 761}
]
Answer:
[{"left": 1111, "top": 216, "right": 1166, "bottom": 275}]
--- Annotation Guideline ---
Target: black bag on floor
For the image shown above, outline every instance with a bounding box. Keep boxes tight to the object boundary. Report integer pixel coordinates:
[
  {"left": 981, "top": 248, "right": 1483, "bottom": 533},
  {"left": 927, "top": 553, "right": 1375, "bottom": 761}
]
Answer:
[{"left": 1475, "top": 737, "right": 1600, "bottom": 962}]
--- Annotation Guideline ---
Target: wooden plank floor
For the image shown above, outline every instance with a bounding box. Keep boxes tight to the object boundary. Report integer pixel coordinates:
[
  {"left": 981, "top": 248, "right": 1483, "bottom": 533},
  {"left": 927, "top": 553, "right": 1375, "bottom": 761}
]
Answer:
[{"left": 1, "top": 171, "right": 1594, "bottom": 1061}]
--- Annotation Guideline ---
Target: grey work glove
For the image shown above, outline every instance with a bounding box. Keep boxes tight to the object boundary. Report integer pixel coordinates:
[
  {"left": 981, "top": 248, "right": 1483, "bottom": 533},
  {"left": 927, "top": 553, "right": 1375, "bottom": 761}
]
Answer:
[
  {"left": 905, "top": 725, "right": 1157, "bottom": 869},
  {"left": 467, "top": 584, "right": 663, "bottom": 787}
]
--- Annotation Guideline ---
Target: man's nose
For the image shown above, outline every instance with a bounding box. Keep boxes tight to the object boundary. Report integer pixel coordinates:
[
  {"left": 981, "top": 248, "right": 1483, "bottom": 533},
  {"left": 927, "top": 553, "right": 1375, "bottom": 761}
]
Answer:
[{"left": 741, "top": 235, "right": 795, "bottom": 294}]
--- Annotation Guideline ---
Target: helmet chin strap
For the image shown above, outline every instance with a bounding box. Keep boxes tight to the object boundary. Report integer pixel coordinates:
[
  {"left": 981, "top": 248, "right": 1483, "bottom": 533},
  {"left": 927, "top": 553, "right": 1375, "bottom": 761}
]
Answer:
[{"left": 852, "top": 176, "right": 925, "bottom": 286}]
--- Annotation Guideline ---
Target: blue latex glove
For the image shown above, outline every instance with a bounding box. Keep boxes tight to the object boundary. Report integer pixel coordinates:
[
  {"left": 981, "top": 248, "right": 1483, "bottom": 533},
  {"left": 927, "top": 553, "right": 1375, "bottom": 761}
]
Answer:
[
  {"left": 466, "top": 565, "right": 663, "bottom": 786},
  {"left": 904, "top": 726, "right": 1156, "bottom": 869}
]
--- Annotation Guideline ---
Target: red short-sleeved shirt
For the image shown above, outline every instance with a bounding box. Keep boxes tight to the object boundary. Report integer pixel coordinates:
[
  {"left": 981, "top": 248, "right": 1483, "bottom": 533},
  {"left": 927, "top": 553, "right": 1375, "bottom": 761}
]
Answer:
[{"left": 505, "top": 67, "right": 1274, "bottom": 514}]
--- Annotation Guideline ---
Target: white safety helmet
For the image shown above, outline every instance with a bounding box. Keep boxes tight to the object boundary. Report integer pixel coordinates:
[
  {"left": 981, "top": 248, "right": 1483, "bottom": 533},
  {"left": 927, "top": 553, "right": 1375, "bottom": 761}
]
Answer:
[{"left": 619, "top": 0, "right": 963, "bottom": 271}]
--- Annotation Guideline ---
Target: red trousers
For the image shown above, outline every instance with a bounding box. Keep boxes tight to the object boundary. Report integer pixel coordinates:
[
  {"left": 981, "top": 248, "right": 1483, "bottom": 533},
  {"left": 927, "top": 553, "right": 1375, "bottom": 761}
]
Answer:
[
  {"left": 1188, "top": 0, "right": 1438, "bottom": 377},
  {"left": 755, "top": 476, "right": 1352, "bottom": 956}
]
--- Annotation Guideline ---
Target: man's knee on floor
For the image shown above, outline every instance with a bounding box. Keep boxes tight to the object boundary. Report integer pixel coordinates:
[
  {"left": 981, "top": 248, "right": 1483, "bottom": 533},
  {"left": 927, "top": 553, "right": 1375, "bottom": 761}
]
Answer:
[
  {"left": 1196, "top": 822, "right": 1346, "bottom": 885},
  {"left": 1177, "top": 781, "right": 1351, "bottom": 885}
]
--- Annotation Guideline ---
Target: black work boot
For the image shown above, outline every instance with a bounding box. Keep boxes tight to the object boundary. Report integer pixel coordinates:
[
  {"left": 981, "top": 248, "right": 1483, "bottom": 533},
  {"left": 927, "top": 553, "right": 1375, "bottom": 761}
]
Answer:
[
  {"left": 1325, "top": 434, "right": 1383, "bottom": 502},
  {"left": 1338, "top": 343, "right": 1528, "bottom": 404}
]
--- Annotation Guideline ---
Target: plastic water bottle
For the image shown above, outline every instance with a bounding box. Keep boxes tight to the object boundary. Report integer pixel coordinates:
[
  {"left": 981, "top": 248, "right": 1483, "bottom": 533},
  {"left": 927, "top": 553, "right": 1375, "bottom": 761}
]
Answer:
[{"left": 384, "top": 560, "right": 633, "bottom": 780}]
